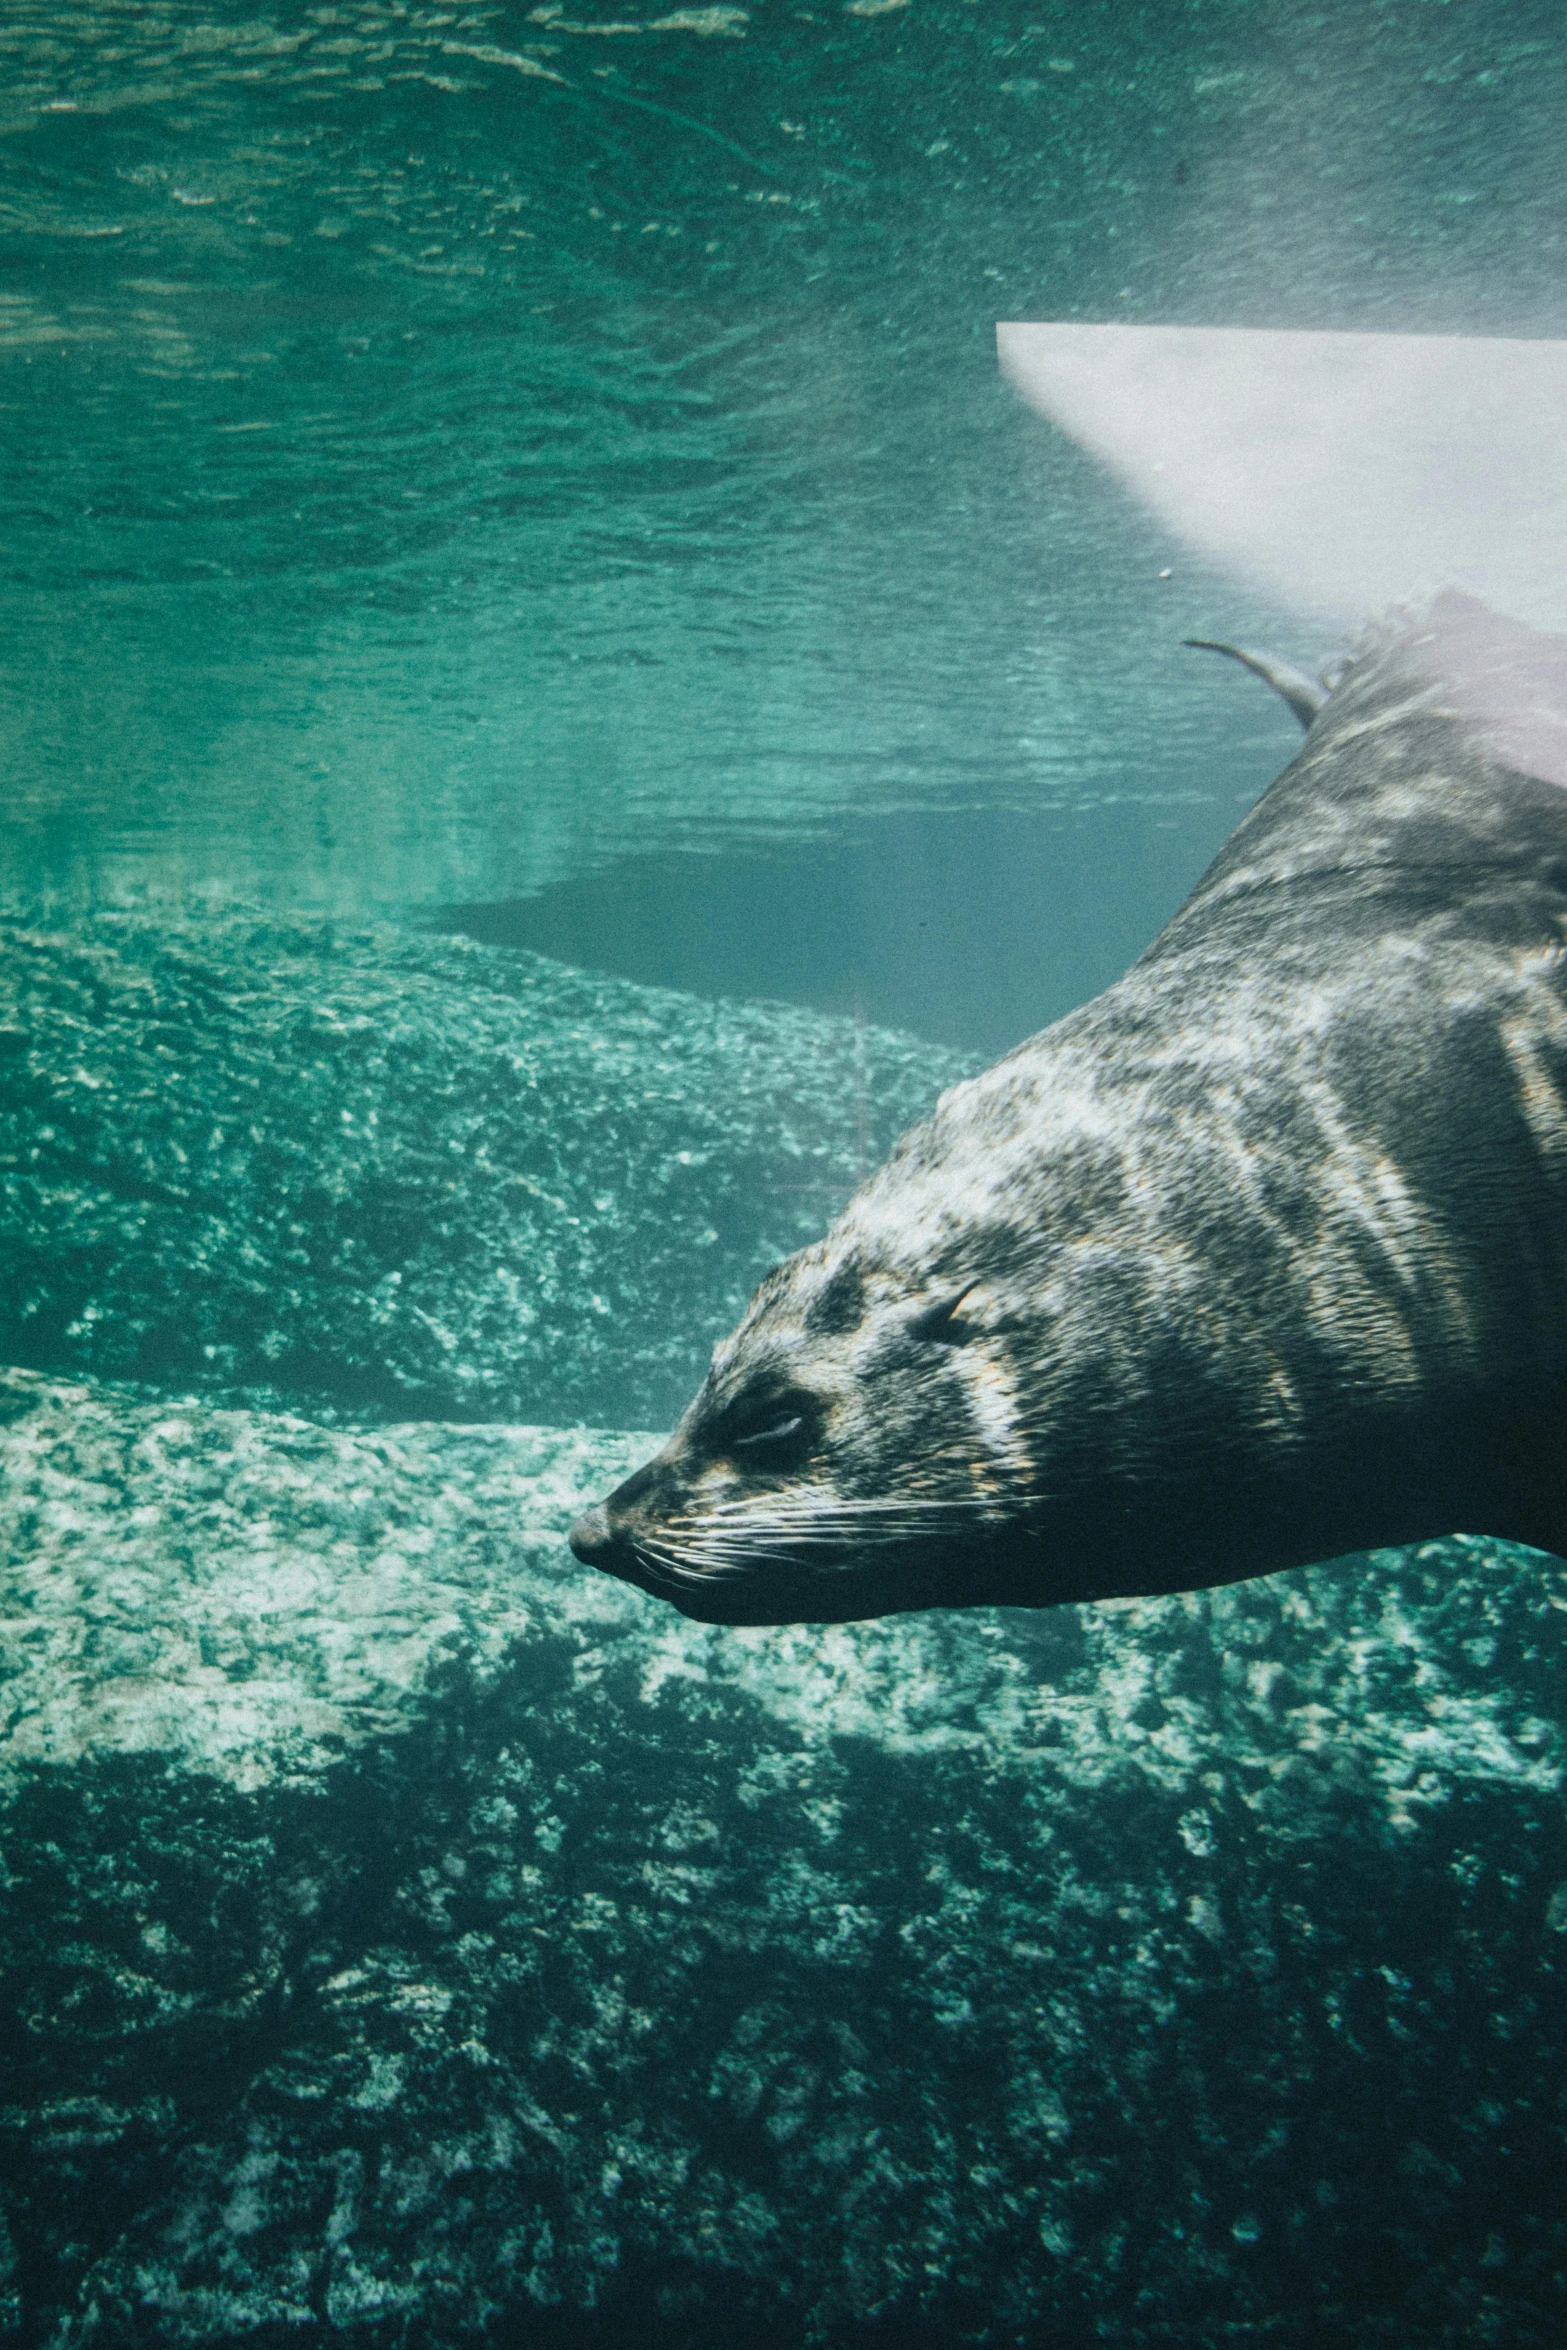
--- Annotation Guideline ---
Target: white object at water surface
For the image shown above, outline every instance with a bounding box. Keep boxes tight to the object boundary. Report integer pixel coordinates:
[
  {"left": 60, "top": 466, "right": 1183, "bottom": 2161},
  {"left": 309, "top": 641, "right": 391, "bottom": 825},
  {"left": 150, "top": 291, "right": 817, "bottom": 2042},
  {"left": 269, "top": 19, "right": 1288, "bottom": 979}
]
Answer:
[{"left": 997, "top": 322, "right": 1567, "bottom": 632}]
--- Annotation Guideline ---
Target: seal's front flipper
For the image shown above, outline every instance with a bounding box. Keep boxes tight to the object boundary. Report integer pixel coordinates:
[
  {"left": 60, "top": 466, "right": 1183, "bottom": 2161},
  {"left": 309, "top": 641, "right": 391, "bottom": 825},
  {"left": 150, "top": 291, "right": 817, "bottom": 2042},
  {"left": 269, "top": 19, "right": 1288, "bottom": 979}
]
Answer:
[{"left": 1184, "top": 639, "right": 1328, "bottom": 730}]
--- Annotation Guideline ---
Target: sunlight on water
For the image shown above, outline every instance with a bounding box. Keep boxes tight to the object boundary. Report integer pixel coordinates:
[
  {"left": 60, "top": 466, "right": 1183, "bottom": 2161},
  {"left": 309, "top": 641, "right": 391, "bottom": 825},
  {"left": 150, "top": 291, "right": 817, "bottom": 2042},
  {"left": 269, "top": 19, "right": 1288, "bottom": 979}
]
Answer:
[{"left": 1000, "top": 322, "right": 1567, "bottom": 630}]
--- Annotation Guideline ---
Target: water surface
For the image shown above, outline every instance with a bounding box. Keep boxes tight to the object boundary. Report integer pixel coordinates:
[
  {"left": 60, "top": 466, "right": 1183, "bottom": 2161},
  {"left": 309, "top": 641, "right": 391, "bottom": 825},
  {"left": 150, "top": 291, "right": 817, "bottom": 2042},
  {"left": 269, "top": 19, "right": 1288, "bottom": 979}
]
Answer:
[{"left": 8, "top": 0, "right": 1564, "bottom": 994}]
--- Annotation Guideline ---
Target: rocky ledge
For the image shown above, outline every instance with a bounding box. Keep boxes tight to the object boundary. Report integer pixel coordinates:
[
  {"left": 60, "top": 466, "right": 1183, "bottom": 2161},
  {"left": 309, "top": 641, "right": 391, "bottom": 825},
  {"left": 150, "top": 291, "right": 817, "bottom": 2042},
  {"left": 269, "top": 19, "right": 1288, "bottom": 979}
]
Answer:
[
  {"left": 0, "top": 912, "right": 972, "bottom": 1432},
  {"left": 2, "top": 1366, "right": 1564, "bottom": 2348}
]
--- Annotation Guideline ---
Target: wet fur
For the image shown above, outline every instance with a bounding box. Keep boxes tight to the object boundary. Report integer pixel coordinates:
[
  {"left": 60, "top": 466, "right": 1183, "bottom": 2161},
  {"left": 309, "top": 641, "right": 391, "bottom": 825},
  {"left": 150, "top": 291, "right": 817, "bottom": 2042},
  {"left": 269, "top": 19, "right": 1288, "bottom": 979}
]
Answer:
[{"left": 572, "top": 596, "right": 1567, "bottom": 1625}]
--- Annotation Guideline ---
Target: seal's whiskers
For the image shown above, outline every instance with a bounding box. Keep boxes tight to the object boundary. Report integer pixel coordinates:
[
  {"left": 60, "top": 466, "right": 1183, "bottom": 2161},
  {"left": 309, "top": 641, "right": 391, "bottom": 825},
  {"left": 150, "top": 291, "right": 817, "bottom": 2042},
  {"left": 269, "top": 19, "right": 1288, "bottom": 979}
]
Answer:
[{"left": 648, "top": 1490, "right": 998, "bottom": 1579}]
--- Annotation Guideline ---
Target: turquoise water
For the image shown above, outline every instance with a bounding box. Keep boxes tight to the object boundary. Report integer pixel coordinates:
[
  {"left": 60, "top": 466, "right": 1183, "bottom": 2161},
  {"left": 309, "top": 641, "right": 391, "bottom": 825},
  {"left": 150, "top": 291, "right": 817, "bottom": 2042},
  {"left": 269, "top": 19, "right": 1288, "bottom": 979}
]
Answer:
[
  {"left": 3, "top": 4, "right": 1567, "bottom": 2345},
  {"left": 12, "top": 0, "right": 1563, "bottom": 940}
]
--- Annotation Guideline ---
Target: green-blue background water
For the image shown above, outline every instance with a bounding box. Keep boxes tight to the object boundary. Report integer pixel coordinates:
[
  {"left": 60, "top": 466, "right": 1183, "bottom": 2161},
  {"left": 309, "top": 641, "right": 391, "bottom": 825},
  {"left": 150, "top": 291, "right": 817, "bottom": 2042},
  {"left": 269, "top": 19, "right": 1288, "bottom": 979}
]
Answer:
[
  {"left": 11, "top": 0, "right": 1565, "bottom": 1040},
  {"left": 3, "top": 5, "right": 1567, "bottom": 2345}
]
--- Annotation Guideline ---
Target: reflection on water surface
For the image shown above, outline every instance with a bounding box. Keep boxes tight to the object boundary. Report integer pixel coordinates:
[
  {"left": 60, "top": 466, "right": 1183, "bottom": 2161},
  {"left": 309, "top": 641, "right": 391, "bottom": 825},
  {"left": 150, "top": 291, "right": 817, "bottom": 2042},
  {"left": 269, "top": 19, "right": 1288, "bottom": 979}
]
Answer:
[{"left": 6, "top": 0, "right": 1565, "bottom": 932}]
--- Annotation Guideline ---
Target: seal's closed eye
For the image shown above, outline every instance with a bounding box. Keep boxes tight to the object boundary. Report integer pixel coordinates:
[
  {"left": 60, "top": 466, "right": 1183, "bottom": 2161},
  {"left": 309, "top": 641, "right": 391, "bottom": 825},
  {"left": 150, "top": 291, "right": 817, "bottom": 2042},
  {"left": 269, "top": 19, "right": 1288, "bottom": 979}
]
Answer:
[
  {"left": 733, "top": 1414, "right": 804, "bottom": 1451},
  {"left": 722, "top": 1392, "right": 815, "bottom": 1457},
  {"left": 914, "top": 1284, "right": 981, "bottom": 1346}
]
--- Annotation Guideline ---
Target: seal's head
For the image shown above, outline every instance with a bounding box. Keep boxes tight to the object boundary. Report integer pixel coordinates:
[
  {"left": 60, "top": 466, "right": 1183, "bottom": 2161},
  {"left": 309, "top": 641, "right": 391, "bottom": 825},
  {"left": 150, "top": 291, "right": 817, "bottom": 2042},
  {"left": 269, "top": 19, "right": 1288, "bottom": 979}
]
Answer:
[{"left": 568, "top": 1200, "right": 1044, "bottom": 1625}]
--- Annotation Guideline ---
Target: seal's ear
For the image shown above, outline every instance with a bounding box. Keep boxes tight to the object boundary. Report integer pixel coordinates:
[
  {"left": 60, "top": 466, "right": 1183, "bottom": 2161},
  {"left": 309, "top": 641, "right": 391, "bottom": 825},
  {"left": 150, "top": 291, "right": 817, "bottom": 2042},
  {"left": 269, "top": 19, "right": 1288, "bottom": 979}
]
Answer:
[{"left": 1183, "top": 639, "right": 1328, "bottom": 729}]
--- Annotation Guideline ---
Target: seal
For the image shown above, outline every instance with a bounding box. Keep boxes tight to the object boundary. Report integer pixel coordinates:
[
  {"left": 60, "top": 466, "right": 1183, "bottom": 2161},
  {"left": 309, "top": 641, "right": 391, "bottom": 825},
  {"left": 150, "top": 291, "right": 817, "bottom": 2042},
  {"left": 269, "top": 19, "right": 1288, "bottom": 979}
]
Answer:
[{"left": 569, "top": 594, "right": 1567, "bottom": 1625}]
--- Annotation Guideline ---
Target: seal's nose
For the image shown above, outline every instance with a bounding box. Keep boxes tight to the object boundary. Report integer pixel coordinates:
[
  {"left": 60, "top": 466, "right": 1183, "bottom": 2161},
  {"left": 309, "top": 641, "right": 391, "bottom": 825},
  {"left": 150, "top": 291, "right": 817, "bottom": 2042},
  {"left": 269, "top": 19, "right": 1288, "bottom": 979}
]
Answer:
[{"left": 568, "top": 1504, "right": 614, "bottom": 1565}]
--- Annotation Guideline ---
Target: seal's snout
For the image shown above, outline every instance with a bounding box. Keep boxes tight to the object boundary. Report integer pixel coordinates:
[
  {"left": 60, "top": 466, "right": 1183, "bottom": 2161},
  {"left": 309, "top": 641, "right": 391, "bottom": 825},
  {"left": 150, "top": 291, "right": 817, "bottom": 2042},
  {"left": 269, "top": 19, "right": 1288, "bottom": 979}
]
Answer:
[{"left": 567, "top": 1504, "right": 614, "bottom": 1566}]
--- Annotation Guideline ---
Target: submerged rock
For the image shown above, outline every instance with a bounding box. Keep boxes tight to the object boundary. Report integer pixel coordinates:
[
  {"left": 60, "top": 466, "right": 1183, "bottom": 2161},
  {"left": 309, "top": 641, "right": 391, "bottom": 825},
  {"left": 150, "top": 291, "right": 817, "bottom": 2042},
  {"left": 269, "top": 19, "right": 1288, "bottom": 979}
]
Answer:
[
  {"left": 0, "top": 913, "right": 973, "bottom": 1431},
  {"left": 2, "top": 1367, "right": 1564, "bottom": 2346}
]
